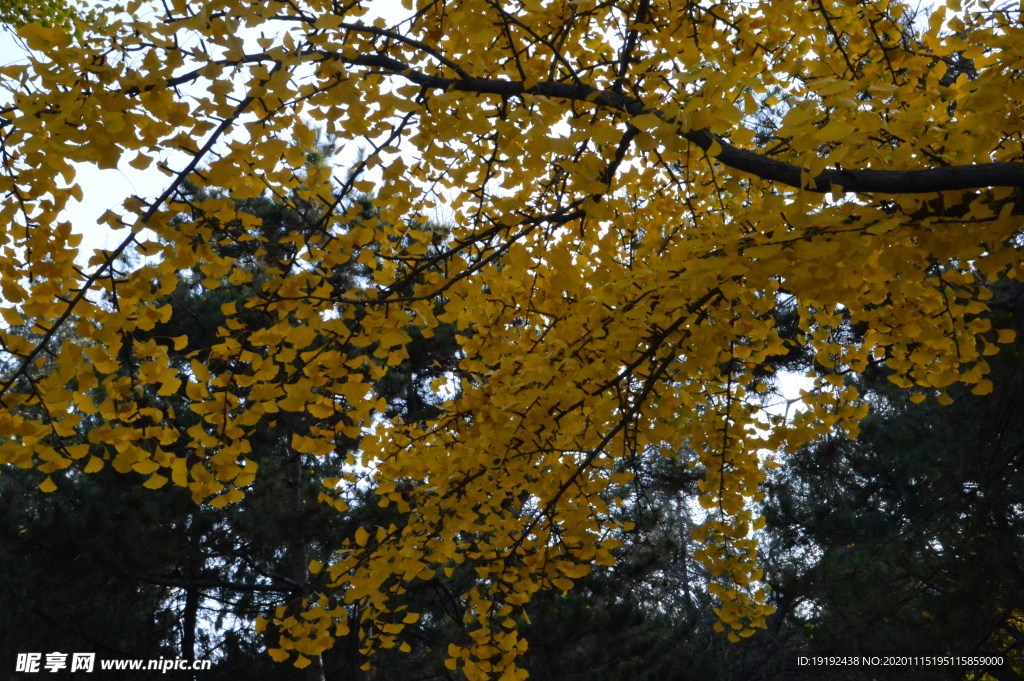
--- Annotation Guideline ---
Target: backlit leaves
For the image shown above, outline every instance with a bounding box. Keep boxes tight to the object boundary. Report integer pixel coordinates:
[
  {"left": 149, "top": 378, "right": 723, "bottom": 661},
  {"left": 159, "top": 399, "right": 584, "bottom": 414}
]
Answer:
[{"left": 2, "top": 0, "right": 1024, "bottom": 676}]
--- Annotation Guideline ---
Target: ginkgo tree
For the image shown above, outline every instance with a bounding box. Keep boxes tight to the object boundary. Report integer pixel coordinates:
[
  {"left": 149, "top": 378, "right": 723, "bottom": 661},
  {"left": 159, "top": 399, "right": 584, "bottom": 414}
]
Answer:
[{"left": 1, "top": 0, "right": 1022, "bottom": 677}]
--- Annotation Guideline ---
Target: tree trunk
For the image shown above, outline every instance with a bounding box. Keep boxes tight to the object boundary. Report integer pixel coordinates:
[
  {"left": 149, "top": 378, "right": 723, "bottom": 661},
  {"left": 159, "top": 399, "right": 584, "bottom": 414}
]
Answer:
[{"left": 289, "top": 451, "right": 327, "bottom": 681}]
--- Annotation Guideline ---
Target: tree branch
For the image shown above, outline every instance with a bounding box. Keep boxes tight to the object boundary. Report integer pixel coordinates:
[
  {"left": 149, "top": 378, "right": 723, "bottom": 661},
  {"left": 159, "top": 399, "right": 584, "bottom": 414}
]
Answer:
[
  {"left": 140, "top": 576, "right": 298, "bottom": 594},
  {"left": 334, "top": 52, "right": 1024, "bottom": 195}
]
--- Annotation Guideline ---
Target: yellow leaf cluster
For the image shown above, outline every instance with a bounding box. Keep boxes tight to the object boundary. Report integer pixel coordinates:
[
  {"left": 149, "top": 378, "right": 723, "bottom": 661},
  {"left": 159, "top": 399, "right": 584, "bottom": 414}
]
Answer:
[{"left": 2, "top": 0, "right": 1023, "bottom": 676}]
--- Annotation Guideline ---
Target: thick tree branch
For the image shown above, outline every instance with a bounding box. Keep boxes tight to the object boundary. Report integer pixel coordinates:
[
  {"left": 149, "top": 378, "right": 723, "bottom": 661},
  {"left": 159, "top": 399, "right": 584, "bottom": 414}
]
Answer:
[{"left": 337, "top": 53, "right": 1024, "bottom": 195}]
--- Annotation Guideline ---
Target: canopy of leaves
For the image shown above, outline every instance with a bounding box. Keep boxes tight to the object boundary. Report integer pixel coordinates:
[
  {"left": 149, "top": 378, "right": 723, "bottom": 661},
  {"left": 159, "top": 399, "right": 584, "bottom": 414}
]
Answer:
[
  {"left": 0, "top": 0, "right": 75, "bottom": 29},
  {"left": 1, "top": 0, "right": 1023, "bottom": 677}
]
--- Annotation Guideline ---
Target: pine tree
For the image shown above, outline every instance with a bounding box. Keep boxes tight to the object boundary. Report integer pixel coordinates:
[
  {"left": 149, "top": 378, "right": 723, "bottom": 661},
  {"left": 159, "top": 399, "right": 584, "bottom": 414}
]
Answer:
[{"left": 761, "top": 281, "right": 1024, "bottom": 680}]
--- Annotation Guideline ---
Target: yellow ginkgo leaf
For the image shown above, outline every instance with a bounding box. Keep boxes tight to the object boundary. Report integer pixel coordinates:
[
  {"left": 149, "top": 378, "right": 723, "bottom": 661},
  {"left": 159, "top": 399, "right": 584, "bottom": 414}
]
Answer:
[{"left": 143, "top": 473, "right": 169, "bottom": 489}]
